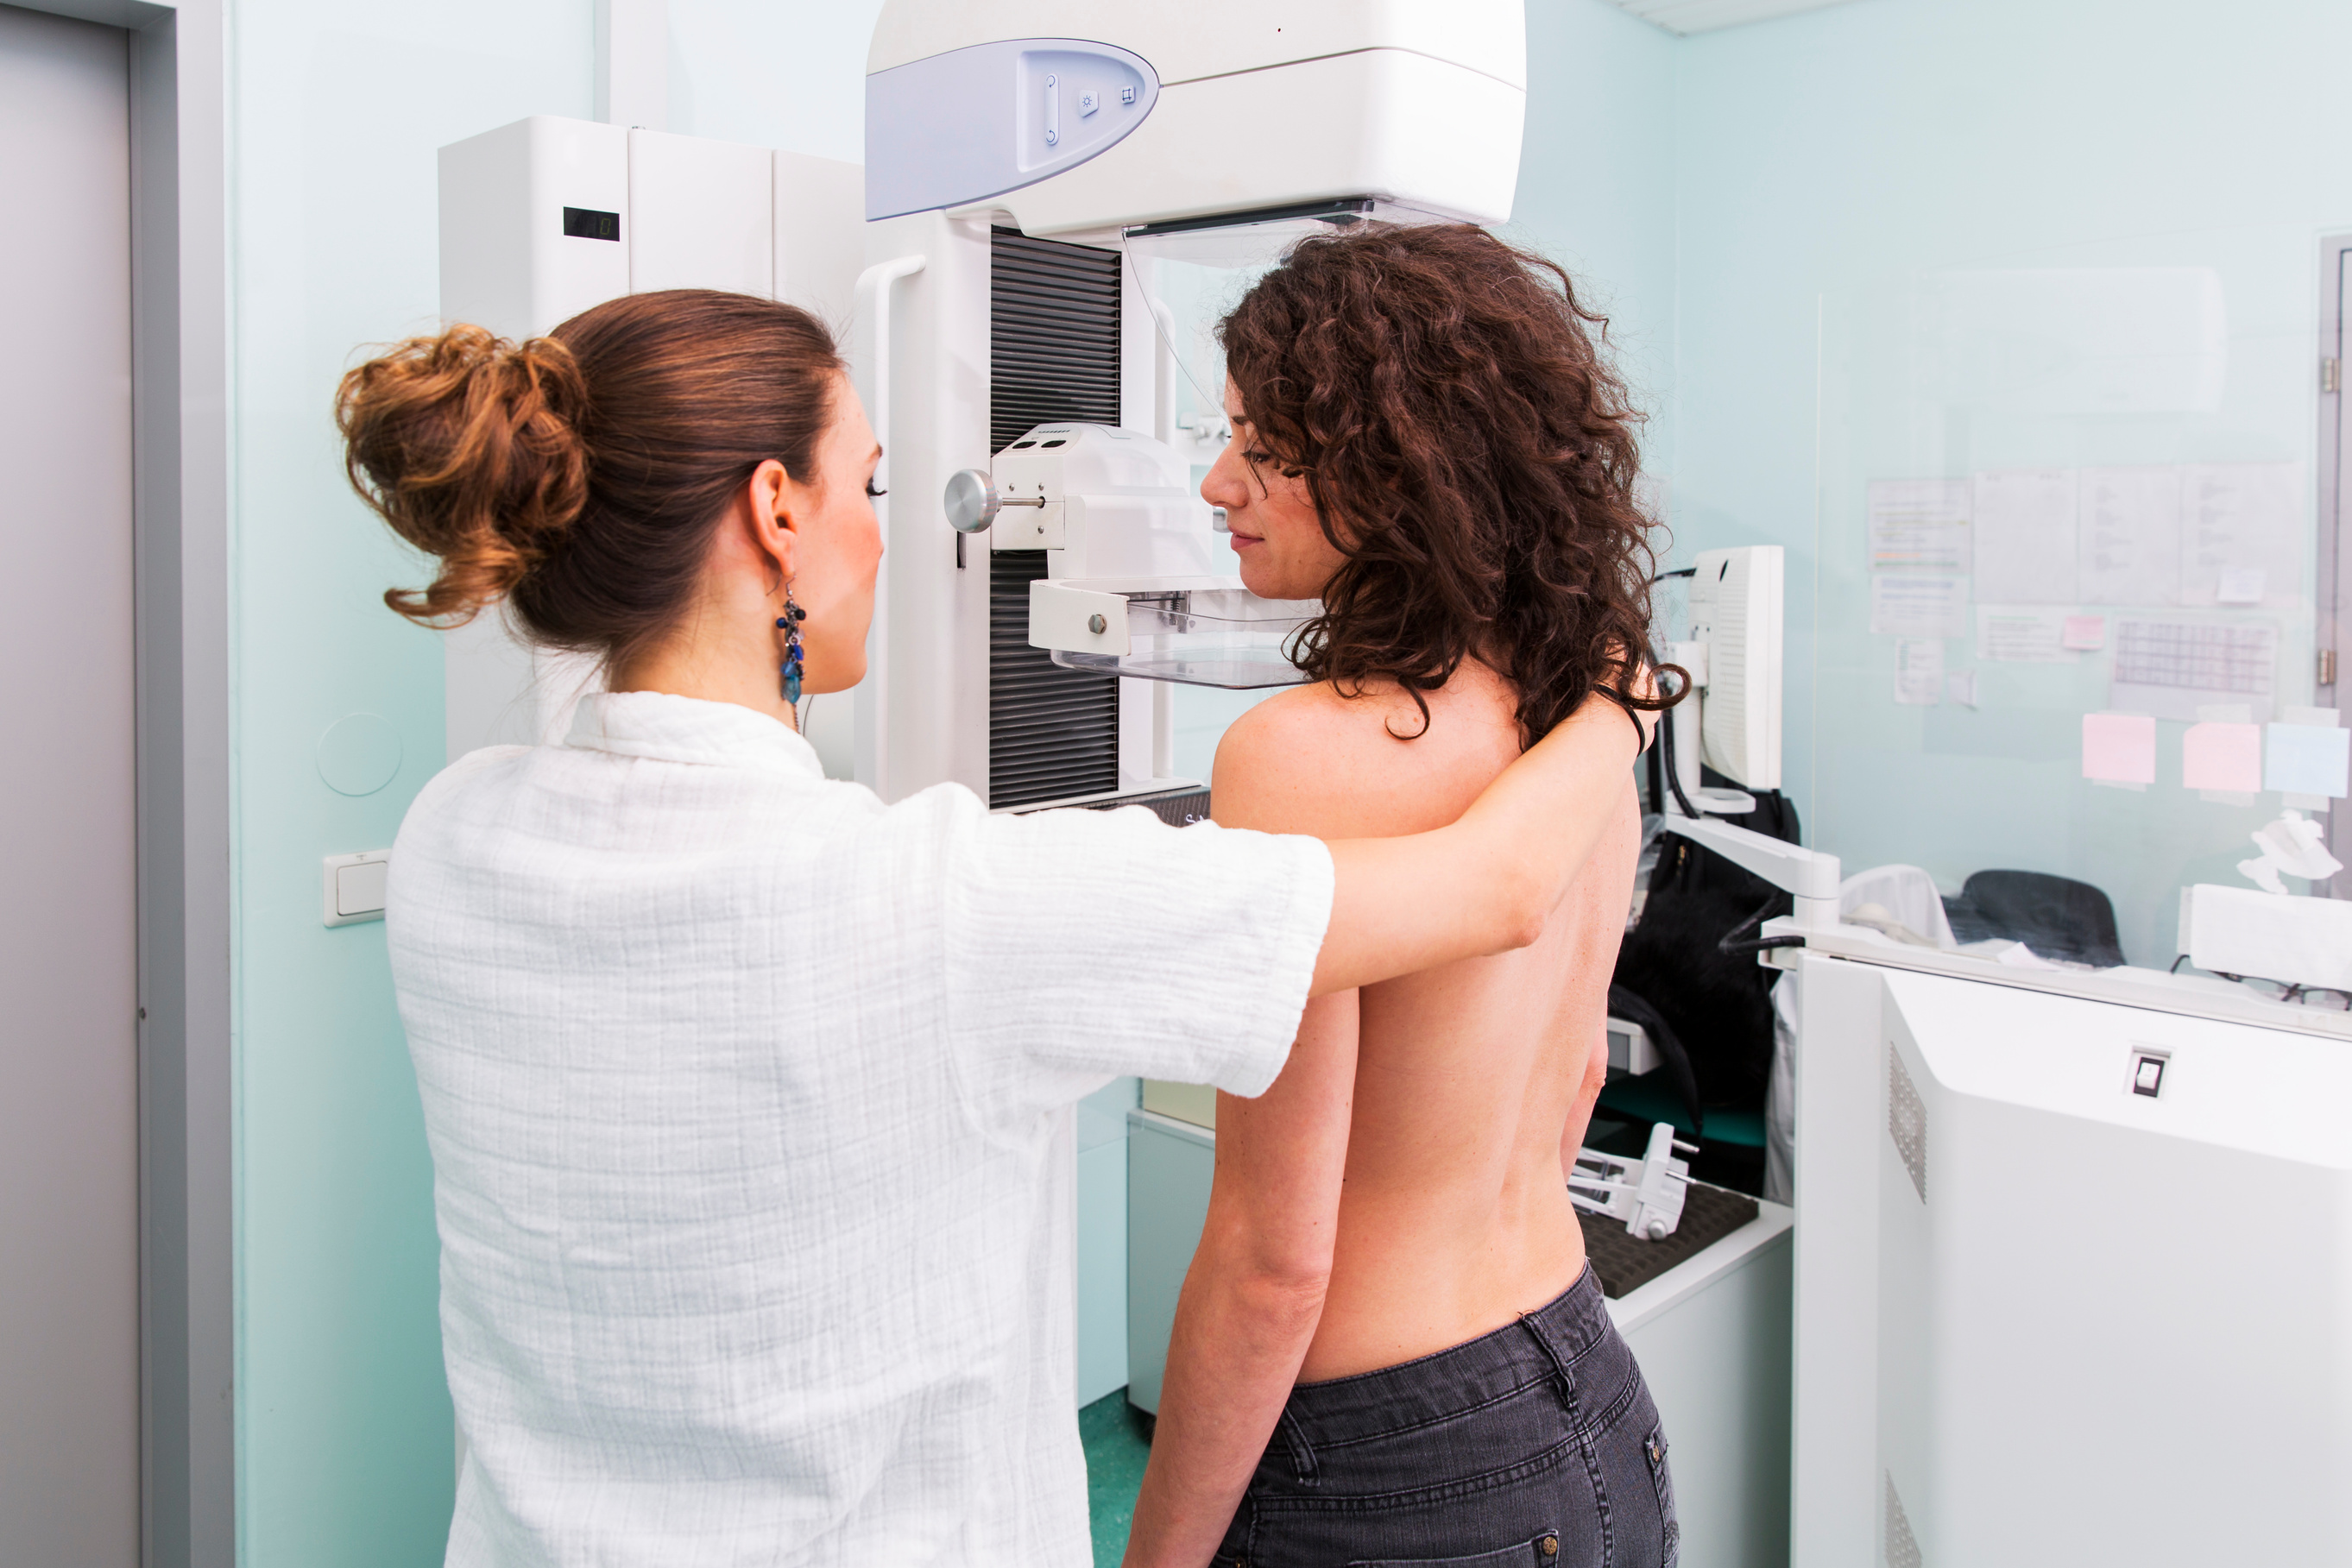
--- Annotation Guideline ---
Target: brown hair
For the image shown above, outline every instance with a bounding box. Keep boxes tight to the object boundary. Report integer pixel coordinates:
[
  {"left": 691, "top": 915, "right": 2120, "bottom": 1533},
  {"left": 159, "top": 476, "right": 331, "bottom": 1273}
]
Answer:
[
  {"left": 1219, "top": 224, "right": 1672, "bottom": 742},
  {"left": 336, "top": 288, "right": 843, "bottom": 666}
]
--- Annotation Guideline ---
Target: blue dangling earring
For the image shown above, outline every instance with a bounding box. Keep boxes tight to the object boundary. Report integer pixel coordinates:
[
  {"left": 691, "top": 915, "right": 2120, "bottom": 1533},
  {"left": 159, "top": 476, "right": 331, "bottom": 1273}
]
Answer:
[{"left": 776, "top": 589, "right": 808, "bottom": 705}]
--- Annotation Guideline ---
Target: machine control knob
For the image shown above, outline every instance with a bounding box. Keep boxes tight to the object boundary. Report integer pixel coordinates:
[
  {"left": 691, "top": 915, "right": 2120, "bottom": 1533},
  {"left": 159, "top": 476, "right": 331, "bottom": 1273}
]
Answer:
[
  {"left": 943, "top": 468, "right": 1047, "bottom": 534},
  {"left": 943, "top": 469, "right": 1002, "bottom": 534}
]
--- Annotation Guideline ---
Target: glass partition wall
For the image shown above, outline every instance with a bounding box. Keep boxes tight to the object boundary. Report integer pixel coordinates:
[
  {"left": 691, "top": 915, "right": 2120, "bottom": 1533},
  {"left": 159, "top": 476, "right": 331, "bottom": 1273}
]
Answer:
[{"left": 1808, "top": 232, "right": 2336, "bottom": 979}]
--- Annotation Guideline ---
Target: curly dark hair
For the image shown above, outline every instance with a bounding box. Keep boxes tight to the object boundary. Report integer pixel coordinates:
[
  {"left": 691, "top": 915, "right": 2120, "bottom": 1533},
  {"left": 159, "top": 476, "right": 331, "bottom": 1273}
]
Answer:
[{"left": 1218, "top": 223, "right": 1674, "bottom": 743}]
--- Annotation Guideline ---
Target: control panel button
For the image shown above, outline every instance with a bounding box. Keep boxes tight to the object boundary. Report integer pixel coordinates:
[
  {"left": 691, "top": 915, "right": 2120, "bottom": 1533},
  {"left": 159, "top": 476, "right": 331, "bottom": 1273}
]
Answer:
[
  {"left": 2128, "top": 1048, "right": 2168, "bottom": 1098},
  {"left": 1078, "top": 89, "right": 1099, "bottom": 117}
]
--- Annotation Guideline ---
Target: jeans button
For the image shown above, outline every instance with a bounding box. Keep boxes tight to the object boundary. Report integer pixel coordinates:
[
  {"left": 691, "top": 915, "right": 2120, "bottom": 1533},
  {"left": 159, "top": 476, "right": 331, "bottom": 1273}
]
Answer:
[{"left": 1542, "top": 1536, "right": 1560, "bottom": 1557}]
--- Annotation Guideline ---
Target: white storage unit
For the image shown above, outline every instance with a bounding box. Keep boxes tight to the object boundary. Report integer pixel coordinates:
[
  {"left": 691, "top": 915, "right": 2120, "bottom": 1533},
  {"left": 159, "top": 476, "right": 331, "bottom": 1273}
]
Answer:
[{"left": 1789, "top": 954, "right": 2352, "bottom": 1567}]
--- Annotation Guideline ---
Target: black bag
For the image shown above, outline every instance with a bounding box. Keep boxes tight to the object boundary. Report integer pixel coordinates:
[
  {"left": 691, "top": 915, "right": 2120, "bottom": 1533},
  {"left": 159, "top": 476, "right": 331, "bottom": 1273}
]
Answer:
[{"left": 1610, "top": 790, "right": 1801, "bottom": 1118}]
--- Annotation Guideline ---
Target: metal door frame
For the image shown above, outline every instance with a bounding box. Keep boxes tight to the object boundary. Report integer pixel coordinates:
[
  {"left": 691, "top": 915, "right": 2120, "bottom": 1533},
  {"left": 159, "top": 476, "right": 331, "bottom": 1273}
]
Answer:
[{"left": 13, "top": 3, "right": 231, "bottom": 1563}]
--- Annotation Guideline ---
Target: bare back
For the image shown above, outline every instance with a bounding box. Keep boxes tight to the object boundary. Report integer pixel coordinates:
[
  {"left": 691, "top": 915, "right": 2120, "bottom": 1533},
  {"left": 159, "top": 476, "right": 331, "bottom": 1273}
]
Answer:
[{"left": 1212, "top": 664, "right": 1641, "bottom": 1382}]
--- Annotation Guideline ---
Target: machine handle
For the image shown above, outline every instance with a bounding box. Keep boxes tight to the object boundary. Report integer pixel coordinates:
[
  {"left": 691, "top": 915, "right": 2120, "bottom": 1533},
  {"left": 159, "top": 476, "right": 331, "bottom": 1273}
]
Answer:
[
  {"left": 851, "top": 253, "right": 926, "bottom": 799},
  {"left": 1150, "top": 298, "right": 1179, "bottom": 446},
  {"left": 943, "top": 468, "right": 1045, "bottom": 534}
]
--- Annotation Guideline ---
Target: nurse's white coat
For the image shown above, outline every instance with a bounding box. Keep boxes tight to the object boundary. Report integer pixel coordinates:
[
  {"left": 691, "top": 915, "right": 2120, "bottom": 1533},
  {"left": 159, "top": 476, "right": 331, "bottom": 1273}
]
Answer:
[{"left": 388, "top": 690, "right": 1331, "bottom": 1567}]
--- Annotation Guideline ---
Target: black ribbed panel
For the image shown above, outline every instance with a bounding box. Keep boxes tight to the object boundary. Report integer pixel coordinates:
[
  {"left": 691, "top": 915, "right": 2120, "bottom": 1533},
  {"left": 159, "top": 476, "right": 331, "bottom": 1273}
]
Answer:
[
  {"left": 987, "top": 226, "right": 1124, "bottom": 809},
  {"left": 989, "top": 550, "right": 1119, "bottom": 808},
  {"left": 990, "top": 227, "right": 1120, "bottom": 454}
]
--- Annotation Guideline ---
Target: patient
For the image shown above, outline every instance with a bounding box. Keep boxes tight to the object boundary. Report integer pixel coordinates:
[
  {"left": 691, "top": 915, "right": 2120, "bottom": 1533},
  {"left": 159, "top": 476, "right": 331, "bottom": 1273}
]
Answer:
[{"left": 1124, "top": 226, "right": 1670, "bottom": 1568}]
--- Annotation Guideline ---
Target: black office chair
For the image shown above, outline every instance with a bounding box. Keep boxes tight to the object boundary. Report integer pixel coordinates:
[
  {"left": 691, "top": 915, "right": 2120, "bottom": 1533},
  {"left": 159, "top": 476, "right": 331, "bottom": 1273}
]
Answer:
[{"left": 1941, "top": 869, "right": 2125, "bottom": 968}]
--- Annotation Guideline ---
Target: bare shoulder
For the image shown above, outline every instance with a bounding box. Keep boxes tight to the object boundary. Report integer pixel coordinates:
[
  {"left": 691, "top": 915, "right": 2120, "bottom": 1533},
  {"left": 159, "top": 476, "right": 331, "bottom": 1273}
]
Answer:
[{"left": 1212, "top": 671, "right": 1523, "bottom": 838}]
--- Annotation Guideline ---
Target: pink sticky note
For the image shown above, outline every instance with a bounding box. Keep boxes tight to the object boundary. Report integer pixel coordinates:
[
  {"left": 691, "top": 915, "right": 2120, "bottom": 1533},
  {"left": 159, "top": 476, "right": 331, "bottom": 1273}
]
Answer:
[
  {"left": 2182, "top": 721, "right": 2262, "bottom": 792},
  {"left": 2082, "top": 712, "right": 2157, "bottom": 784},
  {"left": 2061, "top": 614, "right": 2106, "bottom": 651}
]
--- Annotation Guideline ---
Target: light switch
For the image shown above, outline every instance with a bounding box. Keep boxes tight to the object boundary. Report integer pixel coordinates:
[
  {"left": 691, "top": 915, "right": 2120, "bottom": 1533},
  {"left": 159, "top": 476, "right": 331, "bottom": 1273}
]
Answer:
[
  {"left": 2128, "top": 1048, "right": 2169, "bottom": 1099},
  {"left": 323, "top": 850, "right": 391, "bottom": 928}
]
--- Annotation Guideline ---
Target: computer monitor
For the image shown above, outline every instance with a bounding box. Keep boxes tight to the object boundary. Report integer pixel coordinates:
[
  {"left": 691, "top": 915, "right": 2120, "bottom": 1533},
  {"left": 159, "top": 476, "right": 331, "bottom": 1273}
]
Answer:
[{"left": 1680, "top": 544, "right": 1784, "bottom": 796}]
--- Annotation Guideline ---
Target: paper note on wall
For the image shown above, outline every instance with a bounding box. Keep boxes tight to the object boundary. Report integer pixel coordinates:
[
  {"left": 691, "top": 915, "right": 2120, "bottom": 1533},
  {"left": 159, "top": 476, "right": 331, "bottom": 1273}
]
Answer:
[
  {"left": 1977, "top": 606, "right": 2072, "bottom": 662},
  {"left": 2216, "top": 568, "right": 2266, "bottom": 605},
  {"left": 2180, "top": 462, "right": 2301, "bottom": 608},
  {"left": 1867, "top": 479, "right": 1971, "bottom": 572},
  {"left": 2109, "top": 617, "right": 2277, "bottom": 722},
  {"left": 2061, "top": 614, "right": 2106, "bottom": 651},
  {"left": 2077, "top": 465, "right": 2183, "bottom": 606},
  {"left": 2181, "top": 721, "right": 2262, "bottom": 793},
  {"left": 1870, "top": 574, "right": 1970, "bottom": 638},
  {"left": 2266, "top": 721, "right": 2349, "bottom": 799},
  {"left": 1946, "top": 670, "right": 1978, "bottom": 708},
  {"left": 1973, "top": 468, "right": 2079, "bottom": 604},
  {"left": 1895, "top": 639, "right": 1944, "bottom": 705},
  {"left": 2083, "top": 711, "right": 2157, "bottom": 787}
]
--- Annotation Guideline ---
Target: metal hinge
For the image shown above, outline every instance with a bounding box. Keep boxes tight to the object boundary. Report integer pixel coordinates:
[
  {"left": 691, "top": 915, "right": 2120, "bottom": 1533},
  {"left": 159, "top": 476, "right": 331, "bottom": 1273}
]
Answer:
[
  {"left": 2322, "top": 648, "right": 2337, "bottom": 687},
  {"left": 2326, "top": 357, "right": 2342, "bottom": 394}
]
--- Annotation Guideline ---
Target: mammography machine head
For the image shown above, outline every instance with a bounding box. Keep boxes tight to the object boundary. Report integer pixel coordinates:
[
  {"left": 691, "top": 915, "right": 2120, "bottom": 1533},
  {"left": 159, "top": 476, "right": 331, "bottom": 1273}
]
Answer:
[{"left": 862, "top": 0, "right": 1526, "bottom": 237}]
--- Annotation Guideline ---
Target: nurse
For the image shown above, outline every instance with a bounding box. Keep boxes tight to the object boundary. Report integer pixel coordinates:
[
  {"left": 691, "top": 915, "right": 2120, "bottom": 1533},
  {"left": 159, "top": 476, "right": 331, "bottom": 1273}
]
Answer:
[{"left": 335, "top": 287, "right": 1657, "bottom": 1568}]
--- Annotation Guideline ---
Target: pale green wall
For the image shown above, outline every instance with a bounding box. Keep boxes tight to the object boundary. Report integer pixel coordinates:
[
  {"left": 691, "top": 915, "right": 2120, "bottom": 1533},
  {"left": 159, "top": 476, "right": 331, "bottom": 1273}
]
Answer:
[
  {"left": 1509, "top": 0, "right": 1680, "bottom": 482},
  {"left": 1665, "top": 0, "right": 2352, "bottom": 959},
  {"left": 230, "top": 4, "right": 588, "bottom": 1561}
]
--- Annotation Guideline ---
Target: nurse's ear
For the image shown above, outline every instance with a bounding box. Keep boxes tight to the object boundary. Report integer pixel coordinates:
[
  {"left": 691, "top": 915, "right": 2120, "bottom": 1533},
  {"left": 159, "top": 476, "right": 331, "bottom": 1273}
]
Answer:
[{"left": 738, "top": 457, "right": 800, "bottom": 583}]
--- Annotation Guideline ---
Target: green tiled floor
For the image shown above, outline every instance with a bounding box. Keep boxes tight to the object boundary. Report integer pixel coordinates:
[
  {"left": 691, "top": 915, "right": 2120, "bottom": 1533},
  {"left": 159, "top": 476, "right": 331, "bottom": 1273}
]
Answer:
[{"left": 1080, "top": 1389, "right": 1153, "bottom": 1565}]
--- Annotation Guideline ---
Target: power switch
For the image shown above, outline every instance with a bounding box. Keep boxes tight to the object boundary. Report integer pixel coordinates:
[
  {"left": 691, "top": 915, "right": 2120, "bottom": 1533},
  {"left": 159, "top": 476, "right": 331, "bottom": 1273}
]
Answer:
[
  {"left": 324, "top": 850, "right": 392, "bottom": 928},
  {"left": 2128, "top": 1048, "right": 2168, "bottom": 1099}
]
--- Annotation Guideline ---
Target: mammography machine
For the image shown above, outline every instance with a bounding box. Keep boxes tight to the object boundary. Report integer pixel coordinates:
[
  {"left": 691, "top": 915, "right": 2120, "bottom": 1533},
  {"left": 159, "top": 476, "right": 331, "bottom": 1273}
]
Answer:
[{"left": 854, "top": 0, "right": 1524, "bottom": 810}]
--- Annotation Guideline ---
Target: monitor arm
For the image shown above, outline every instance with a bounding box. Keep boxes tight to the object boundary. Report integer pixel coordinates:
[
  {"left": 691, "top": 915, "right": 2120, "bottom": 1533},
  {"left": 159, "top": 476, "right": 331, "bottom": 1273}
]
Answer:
[{"left": 1662, "top": 815, "right": 1843, "bottom": 932}]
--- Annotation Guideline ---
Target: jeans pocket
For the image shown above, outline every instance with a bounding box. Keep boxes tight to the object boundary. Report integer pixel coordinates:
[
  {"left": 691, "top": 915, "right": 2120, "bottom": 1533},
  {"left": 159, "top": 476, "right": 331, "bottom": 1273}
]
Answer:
[
  {"left": 1348, "top": 1529, "right": 1565, "bottom": 1568},
  {"left": 1643, "top": 1425, "right": 1680, "bottom": 1568}
]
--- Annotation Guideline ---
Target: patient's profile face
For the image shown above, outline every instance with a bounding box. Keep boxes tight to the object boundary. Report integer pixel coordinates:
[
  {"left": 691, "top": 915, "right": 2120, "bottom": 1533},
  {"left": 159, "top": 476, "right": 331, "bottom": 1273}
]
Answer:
[{"left": 1201, "top": 377, "right": 1345, "bottom": 602}]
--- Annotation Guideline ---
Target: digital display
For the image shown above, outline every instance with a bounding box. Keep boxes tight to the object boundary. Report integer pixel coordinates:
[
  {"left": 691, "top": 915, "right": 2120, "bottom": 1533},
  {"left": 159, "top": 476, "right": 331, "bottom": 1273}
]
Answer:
[{"left": 562, "top": 206, "right": 620, "bottom": 242}]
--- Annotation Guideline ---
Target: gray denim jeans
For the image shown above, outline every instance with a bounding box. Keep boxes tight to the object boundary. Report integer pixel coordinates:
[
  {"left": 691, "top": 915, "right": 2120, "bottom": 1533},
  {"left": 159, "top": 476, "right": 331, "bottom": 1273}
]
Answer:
[{"left": 1212, "top": 1265, "right": 1678, "bottom": 1568}]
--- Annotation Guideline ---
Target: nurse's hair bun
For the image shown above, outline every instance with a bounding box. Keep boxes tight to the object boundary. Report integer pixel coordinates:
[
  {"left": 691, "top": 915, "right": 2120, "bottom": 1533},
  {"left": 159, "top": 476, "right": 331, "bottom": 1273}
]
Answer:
[
  {"left": 336, "top": 324, "right": 590, "bottom": 627},
  {"left": 337, "top": 290, "right": 843, "bottom": 670}
]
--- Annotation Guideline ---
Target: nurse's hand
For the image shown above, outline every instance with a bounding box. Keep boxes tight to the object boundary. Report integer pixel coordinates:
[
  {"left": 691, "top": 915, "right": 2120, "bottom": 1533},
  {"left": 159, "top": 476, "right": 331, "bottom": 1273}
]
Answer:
[{"left": 1308, "top": 677, "right": 1656, "bottom": 998}]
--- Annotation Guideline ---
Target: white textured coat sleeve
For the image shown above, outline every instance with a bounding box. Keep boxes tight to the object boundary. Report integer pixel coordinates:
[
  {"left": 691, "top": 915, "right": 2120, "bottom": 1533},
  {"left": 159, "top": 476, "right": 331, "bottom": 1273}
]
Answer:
[{"left": 936, "top": 797, "right": 1334, "bottom": 1124}]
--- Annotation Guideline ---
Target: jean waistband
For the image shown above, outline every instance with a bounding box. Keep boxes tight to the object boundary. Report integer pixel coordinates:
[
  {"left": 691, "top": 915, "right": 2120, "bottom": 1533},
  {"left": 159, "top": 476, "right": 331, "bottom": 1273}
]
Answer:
[{"left": 1276, "top": 1263, "right": 1615, "bottom": 1451}]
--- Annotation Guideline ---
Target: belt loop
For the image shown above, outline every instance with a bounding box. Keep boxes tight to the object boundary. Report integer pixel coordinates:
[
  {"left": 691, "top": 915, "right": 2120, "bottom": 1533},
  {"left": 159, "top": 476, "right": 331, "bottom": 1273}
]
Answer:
[
  {"left": 1277, "top": 1407, "right": 1320, "bottom": 1488},
  {"left": 1520, "top": 1307, "right": 1579, "bottom": 1401}
]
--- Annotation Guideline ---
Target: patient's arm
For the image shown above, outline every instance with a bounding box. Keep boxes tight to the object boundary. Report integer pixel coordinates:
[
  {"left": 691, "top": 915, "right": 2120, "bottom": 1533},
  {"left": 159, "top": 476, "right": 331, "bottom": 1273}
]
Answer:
[
  {"left": 1122, "top": 692, "right": 1380, "bottom": 1568},
  {"left": 1121, "top": 993, "right": 1357, "bottom": 1568}
]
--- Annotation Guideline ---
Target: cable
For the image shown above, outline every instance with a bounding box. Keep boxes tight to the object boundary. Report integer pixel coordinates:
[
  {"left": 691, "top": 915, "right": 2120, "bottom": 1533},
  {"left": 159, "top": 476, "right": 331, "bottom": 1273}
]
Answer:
[
  {"left": 1655, "top": 675, "right": 1703, "bottom": 821},
  {"left": 1718, "top": 894, "right": 1807, "bottom": 955}
]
